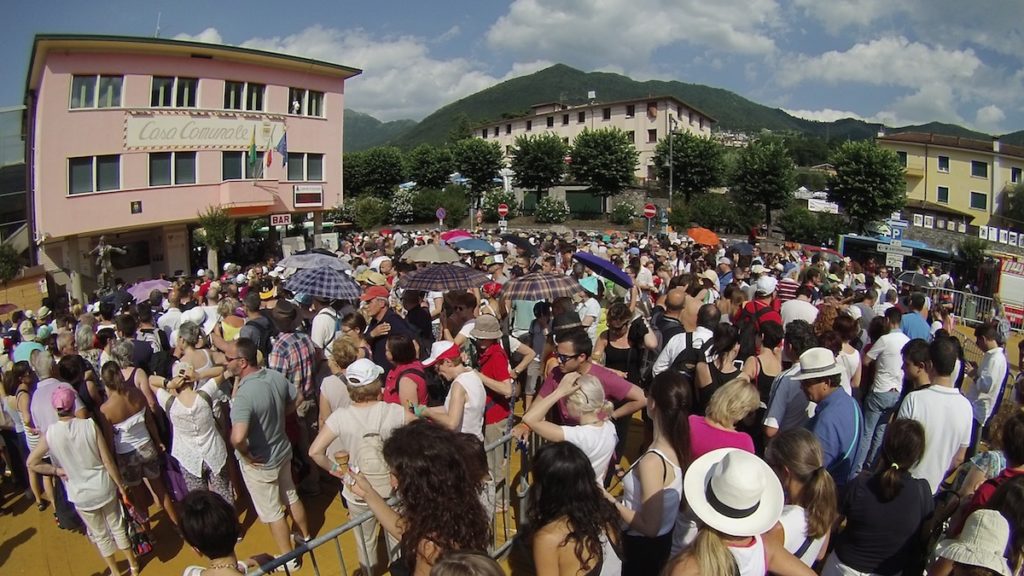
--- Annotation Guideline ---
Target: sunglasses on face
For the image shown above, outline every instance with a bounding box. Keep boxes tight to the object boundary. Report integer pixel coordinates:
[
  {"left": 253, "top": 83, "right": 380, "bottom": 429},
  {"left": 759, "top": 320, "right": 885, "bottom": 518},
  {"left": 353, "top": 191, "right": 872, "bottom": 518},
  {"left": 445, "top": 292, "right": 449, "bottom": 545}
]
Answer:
[{"left": 555, "top": 352, "right": 580, "bottom": 364}]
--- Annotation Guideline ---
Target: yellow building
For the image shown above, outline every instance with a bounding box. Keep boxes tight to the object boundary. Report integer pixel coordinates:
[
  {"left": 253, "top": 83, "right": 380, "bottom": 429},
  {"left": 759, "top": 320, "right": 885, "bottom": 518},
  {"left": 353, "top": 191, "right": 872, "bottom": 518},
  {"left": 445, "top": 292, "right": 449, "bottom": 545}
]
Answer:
[
  {"left": 877, "top": 132, "right": 1024, "bottom": 229},
  {"left": 475, "top": 95, "right": 715, "bottom": 184}
]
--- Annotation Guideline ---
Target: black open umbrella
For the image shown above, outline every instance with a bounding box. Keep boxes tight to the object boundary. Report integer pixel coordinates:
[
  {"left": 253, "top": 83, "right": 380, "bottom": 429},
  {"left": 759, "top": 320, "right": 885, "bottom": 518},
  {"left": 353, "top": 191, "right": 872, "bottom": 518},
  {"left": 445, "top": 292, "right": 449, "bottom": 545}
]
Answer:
[
  {"left": 897, "top": 271, "right": 933, "bottom": 289},
  {"left": 501, "top": 234, "right": 539, "bottom": 257},
  {"left": 728, "top": 242, "right": 755, "bottom": 256}
]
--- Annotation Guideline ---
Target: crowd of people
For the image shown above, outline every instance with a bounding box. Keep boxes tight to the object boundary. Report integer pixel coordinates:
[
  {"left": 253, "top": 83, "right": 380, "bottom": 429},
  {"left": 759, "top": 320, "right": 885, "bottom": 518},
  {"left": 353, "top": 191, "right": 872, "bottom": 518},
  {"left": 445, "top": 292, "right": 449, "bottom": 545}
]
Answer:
[{"left": 0, "top": 225, "right": 1021, "bottom": 576}]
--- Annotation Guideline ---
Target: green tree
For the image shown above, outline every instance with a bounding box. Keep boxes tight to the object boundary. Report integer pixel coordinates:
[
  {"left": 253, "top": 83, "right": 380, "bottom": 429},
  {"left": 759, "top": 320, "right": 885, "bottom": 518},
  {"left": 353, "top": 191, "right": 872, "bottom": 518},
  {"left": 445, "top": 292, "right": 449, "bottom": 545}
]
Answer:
[
  {"left": 509, "top": 133, "right": 567, "bottom": 205},
  {"left": 569, "top": 128, "right": 638, "bottom": 209},
  {"left": 406, "top": 144, "right": 455, "bottom": 190},
  {"left": 957, "top": 236, "right": 989, "bottom": 282},
  {"left": 0, "top": 244, "right": 21, "bottom": 284},
  {"left": 731, "top": 137, "right": 796, "bottom": 228},
  {"left": 452, "top": 138, "right": 504, "bottom": 200},
  {"left": 360, "top": 146, "right": 405, "bottom": 197},
  {"left": 782, "top": 134, "right": 831, "bottom": 167},
  {"left": 343, "top": 151, "right": 367, "bottom": 197},
  {"left": 669, "top": 194, "right": 741, "bottom": 232},
  {"left": 1000, "top": 183, "right": 1024, "bottom": 229},
  {"left": 778, "top": 204, "right": 844, "bottom": 245},
  {"left": 653, "top": 132, "right": 725, "bottom": 204},
  {"left": 448, "top": 113, "right": 474, "bottom": 144},
  {"left": 481, "top": 189, "right": 519, "bottom": 222},
  {"left": 827, "top": 140, "right": 906, "bottom": 233},
  {"left": 350, "top": 196, "right": 390, "bottom": 230},
  {"left": 196, "top": 206, "right": 233, "bottom": 273}
]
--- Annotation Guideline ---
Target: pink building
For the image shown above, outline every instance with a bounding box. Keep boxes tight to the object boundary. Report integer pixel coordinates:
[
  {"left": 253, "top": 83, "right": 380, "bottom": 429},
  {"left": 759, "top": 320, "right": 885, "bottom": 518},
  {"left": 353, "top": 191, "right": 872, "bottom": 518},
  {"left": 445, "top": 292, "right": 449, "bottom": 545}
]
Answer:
[{"left": 25, "top": 34, "right": 360, "bottom": 301}]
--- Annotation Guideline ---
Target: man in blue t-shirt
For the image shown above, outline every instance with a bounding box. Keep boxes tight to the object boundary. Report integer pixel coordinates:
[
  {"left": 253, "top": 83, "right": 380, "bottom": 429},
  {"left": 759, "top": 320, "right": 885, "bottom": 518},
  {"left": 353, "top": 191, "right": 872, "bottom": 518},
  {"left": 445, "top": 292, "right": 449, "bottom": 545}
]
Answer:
[
  {"left": 900, "top": 292, "right": 933, "bottom": 342},
  {"left": 797, "top": 347, "right": 862, "bottom": 488}
]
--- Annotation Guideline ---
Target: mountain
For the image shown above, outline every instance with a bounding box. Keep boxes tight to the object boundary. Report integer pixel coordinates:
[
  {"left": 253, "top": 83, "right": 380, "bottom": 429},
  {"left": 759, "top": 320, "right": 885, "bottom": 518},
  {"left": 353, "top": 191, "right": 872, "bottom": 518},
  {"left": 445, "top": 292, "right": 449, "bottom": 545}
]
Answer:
[
  {"left": 343, "top": 109, "right": 417, "bottom": 152},
  {"left": 351, "top": 64, "right": 1011, "bottom": 150},
  {"left": 1001, "top": 130, "right": 1024, "bottom": 146},
  {"left": 889, "top": 122, "right": 991, "bottom": 140}
]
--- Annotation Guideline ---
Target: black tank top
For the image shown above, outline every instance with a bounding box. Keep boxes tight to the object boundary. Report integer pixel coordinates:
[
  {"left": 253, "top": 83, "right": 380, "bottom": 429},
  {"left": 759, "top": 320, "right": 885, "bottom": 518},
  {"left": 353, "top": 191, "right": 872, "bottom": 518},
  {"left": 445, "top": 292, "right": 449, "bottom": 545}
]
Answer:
[
  {"left": 754, "top": 357, "right": 779, "bottom": 405},
  {"left": 604, "top": 341, "right": 640, "bottom": 384},
  {"left": 698, "top": 361, "right": 739, "bottom": 413}
]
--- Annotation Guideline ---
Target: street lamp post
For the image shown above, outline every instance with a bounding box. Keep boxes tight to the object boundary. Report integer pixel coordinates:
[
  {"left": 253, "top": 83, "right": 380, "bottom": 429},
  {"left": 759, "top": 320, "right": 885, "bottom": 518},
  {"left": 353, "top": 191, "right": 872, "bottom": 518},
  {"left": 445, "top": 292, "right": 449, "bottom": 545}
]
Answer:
[{"left": 666, "top": 113, "right": 678, "bottom": 233}]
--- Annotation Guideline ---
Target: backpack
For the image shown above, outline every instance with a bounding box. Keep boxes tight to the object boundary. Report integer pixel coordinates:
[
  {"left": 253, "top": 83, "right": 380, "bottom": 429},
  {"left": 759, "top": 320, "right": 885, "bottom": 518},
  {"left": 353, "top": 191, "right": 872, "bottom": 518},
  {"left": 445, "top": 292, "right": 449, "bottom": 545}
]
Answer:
[
  {"left": 735, "top": 302, "right": 778, "bottom": 361},
  {"left": 640, "top": 314, "right": 684, "bottom": 387},
  {"left": 993, "top": 315, "right": 1011, "bottom": 346},
  {"left": 354, "top": 424, "right": 393, "bottom": 500},
  {"left": 393, "top": 366, "right": 448, "bottom": 407},
  {"left": 318, "top": 307, "right": 344, "bottom": 346},
  {"left": 246, "top": 315, "right": 274, "bottom": 362},
  {"left": 670, "top": 332, "right": 715, "bottom": 378},
  {"left": 148, "top": 349, "right": 175, "bottom": 380}
]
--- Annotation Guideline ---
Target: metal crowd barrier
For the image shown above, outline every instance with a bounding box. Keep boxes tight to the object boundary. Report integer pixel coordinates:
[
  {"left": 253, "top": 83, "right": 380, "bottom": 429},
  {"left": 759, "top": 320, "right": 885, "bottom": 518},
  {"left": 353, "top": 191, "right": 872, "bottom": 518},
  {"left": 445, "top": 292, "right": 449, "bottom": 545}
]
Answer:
[
  {"left": 919, "top": 287, "right": 1024, "bottom": 368},
  {"left": 251, "top": 431, "right": 520, "bottom": 576}
]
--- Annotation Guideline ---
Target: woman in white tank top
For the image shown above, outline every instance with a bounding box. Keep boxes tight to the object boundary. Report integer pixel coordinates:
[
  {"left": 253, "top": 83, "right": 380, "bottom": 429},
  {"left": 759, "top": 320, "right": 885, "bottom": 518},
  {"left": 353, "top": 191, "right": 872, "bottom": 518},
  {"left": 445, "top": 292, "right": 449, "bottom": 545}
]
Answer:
[
  {"left": 420, "top": 342, "right": 487, "bottom": 440},
  {"left": 764, "top": 429, "right": 839, "bottom": 567},
  {"left": 611, "top": 370, "right": 689, "bottom": 576}
]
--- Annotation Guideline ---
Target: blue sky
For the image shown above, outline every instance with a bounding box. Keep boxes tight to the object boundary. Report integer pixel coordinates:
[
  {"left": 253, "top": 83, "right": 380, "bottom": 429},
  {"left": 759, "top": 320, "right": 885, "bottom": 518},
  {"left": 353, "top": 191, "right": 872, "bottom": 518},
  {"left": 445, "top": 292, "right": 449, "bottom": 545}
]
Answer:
[{"left": 3, "top": 0, "right": 1023, "bottom": 134}]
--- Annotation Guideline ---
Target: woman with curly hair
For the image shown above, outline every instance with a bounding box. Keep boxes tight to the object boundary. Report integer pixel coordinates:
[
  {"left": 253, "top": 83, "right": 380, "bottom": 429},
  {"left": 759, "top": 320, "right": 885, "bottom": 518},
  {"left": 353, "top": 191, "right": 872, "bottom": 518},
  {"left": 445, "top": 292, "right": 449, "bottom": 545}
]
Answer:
[
  {"left": 350, "top": 420, "right": 489, "bottom": 576},
  {"left": 525, "top": 441, "right": 622, "bottom": 576}
]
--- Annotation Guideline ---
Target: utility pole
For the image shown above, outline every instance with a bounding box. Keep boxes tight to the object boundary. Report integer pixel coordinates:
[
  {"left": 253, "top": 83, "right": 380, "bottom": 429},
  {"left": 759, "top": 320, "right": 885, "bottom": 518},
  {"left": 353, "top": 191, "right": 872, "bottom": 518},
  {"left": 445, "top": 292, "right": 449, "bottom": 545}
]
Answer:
[{"left": 667, "top": 113, "right": 678, "bottom": 234}]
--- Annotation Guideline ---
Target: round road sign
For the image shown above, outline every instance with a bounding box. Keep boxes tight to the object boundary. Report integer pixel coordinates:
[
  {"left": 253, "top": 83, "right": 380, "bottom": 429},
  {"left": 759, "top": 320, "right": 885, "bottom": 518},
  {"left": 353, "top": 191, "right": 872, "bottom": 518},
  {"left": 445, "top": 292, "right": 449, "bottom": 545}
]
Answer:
[
  {"left": 644, "top": 203, "right": 657, "bottom": 219},
  {"left": 498, "top": 203, "right": 509, "bottom": 218}
]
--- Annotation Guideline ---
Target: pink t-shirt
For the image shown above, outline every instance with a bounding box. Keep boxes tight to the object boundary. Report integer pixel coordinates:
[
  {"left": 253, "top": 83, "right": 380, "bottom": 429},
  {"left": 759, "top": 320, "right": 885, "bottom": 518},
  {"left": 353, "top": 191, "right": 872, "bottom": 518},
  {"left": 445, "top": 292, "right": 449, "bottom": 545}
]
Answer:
[
  {"left": 688, "top": 415, "right": 755, "bottom": 459},
  {"left": 538, "top": 364, "right": 633, "bottom": 425}
]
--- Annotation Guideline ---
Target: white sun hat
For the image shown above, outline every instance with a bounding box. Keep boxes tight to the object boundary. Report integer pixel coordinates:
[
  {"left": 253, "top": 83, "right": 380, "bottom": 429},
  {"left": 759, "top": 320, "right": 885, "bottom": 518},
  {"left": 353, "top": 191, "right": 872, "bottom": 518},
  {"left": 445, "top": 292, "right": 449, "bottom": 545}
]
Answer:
[{"left": 683, "top": 448, "right": 784, "bottom": 537}]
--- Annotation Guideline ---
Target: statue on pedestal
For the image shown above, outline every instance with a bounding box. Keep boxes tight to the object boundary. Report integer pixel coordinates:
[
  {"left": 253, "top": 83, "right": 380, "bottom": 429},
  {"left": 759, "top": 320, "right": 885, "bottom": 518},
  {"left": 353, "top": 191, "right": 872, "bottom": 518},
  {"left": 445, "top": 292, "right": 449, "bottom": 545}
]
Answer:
[{"left": 89, "top": 236, "right": 125, "bottom": 296}]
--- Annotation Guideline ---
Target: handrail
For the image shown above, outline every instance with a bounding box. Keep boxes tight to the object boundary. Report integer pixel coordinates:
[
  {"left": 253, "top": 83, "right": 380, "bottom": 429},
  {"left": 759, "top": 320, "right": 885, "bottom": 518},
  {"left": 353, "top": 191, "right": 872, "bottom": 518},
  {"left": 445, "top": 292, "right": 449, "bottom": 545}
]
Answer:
[{"left": 250, "top": 432, "right": 517, "bottom": 576}]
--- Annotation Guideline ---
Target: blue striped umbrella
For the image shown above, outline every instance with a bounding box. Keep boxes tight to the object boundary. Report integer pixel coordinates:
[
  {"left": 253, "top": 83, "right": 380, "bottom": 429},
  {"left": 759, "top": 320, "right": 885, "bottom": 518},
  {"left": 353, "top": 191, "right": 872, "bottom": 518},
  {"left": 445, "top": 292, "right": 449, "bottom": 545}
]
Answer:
[
  {"left": 452, "top": 237, "right": 496, "bottom": 253},
  {"left": 398, "top": 264, "right": 491, "bottom": 292},
  {"left": 283, "top": 266, "right": 361, "bottom": 300}
]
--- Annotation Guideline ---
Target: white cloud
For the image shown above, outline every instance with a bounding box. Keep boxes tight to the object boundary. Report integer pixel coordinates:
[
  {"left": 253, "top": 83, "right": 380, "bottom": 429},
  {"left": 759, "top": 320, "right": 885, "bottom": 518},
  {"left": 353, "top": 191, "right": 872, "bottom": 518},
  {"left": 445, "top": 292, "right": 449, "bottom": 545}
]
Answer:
[
  {"left": 172, "top": 25, "right": 547, "bottom": 121},
  {"left": 883, "top": 83, "right": 964, "bottom": 126},
  {"left": 783, "top": 108, "right": 865, "bottom": 123},
  {"left": 173, "top": 27, "right": 223, "bottom": 44},
  {"left": 975, "top": 105, "right": 1006, "bottom": 133},
  {"left": 789, "top": 0, "right": 899, "bottom": 33},
  {"left": 773, "top": 35, "right": 1024, "bottom": 131},
  {"left": 791, "top": 0, "right": 1024, "bottom": 58},
  {"left": 776, "top": 36, "right": 981, "bottom": 88},
  {"left": 486, "top": 0, "right": 780, "bottom": 71},
  {"left": 433, "top": 25, "right": 461, "bottom": 44}
]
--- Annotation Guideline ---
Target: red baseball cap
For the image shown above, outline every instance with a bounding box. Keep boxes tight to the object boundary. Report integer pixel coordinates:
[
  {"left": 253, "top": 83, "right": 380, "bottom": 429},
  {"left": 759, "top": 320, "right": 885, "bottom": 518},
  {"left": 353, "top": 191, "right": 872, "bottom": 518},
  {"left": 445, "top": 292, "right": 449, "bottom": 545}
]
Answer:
[{"left": 360, "top": 285, "right": 390, "bottom": 302}]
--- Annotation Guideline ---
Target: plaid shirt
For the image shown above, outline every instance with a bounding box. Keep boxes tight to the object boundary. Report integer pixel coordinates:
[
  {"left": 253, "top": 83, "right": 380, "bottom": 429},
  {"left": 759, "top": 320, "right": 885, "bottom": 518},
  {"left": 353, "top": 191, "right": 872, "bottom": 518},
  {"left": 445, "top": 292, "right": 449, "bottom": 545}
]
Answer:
[{"left": 269, "top": 331, "right": 318, "bottom": 397}]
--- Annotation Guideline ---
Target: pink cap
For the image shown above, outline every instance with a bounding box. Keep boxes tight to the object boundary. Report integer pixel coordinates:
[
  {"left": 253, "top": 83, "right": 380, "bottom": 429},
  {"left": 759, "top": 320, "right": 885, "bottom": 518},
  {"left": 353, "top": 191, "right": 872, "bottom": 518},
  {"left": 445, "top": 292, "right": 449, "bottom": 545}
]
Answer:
[{"left": 51, "top": 387, "right": 77, "bottom": 414}]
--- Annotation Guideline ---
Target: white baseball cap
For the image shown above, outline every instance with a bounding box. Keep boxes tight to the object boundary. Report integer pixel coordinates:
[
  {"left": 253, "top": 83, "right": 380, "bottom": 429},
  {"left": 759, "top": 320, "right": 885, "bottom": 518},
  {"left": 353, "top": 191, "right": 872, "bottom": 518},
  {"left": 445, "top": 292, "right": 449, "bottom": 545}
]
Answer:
[{"left": 343, "top": 359, "right": 385, "bottom": 387}]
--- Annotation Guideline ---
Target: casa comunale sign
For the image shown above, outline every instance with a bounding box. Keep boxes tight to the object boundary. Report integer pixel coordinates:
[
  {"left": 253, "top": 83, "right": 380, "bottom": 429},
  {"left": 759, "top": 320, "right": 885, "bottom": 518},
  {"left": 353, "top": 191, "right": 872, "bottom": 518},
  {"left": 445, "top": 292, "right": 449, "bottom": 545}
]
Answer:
[{"left": 124, "top": 112, "right": 285, "bottom": 151}]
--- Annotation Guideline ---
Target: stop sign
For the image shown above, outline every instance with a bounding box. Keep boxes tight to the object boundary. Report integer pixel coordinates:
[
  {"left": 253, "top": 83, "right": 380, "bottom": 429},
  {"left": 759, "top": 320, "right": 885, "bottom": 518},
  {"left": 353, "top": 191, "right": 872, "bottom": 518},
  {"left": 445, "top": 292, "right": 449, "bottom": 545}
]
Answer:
[
  {"left": 498, "top": 203, "right": 509, "bottom": 218},
  {"left": 644, "top": 203, "right": 657, "bottom": 219}
]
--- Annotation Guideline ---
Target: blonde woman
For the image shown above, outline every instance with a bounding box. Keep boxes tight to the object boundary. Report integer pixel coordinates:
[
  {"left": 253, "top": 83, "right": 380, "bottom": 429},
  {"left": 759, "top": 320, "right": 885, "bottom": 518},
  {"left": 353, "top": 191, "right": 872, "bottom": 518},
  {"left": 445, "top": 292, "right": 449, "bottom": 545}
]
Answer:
[
  {"left": 523, "top": 372, "right": 617, "bottom": 482},
  {"left": 216, "top": 297, "right": 244, "bottom": 342},
  {"left": 764, "top": 428, "right": 839, "bottom": 566},
  {"left": 690, "top": 377, "right": 759, "bottom": 459},
  {"left": 318, "top": 337, "right": 359, "bottom": 431}
]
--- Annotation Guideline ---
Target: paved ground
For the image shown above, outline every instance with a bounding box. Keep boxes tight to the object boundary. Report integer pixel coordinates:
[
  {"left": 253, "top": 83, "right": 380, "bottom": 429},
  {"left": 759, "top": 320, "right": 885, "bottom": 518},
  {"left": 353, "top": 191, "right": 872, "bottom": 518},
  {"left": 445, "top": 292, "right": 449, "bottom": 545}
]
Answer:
[{"left": 1, "top": 327, "right": 1017, "bottom": 575}]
